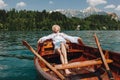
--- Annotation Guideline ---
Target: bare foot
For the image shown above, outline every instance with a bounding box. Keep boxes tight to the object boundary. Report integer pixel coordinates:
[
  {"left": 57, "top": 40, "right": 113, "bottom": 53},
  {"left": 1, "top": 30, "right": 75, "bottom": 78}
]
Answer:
[{"left": 65, "top": 69, "right": 71, "bottom": 74}]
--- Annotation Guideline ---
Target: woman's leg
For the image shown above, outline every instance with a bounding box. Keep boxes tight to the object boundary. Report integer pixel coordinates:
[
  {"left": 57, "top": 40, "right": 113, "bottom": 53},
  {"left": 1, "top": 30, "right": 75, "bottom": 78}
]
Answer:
[
  {"left": 60, "top": 43, "right": 68, "bottom": 64},
  {"left": 55, "top": 48, "right": 65, "bottom": 64},
  {"left": 60, "top": 43, "right": 71, "bottom": 74}
]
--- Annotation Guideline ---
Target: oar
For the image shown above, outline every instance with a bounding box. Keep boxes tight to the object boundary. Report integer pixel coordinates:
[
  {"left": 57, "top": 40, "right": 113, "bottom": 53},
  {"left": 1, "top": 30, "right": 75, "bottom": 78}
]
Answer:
[
  {"left": 94, "top": 33, "right": 114, "bottom": 80},
  {"left": 22, "top": 40, "right": 65, "bottom": 80}
]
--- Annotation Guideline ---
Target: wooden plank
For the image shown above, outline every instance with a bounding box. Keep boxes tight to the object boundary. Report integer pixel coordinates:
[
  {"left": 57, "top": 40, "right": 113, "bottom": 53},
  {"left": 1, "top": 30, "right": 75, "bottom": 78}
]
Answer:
[
  {"left": 54, "top": 59, "right": 113, "bottom": 70},
  {"left": 41, "top": 49, "right": 83, "bottom": 56},
  {"left": 42, "top": 67, "right": 50, "bottom": 71},
  {"left": 68, "top": 49, "right": 83, "bottom": 53}
]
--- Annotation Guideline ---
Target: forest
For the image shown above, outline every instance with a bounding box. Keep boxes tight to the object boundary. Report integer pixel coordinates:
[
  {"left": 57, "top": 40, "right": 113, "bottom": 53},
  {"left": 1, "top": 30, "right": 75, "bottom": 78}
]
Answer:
[{"left": 0, "top": 9, "right": 120, "bottom": 31}]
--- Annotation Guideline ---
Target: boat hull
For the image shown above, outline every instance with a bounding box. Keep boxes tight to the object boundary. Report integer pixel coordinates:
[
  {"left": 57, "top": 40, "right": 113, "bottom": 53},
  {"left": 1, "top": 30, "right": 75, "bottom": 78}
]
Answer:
[{"left": 34, "top": 42, "right": 120, "bottom": 80}]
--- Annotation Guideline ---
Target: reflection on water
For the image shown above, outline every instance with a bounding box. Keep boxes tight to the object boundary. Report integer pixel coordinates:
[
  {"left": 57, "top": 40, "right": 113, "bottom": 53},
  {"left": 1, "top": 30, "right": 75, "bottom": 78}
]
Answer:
[{"left": 0, "top": 31, "right": 120, "bottom": 80}]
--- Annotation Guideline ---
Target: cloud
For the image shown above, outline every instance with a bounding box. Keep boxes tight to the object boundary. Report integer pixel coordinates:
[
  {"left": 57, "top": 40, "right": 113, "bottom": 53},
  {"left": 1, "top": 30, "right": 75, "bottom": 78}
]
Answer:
[
  {"left": 87, "top": 0, "right": 107, "bottom": 6},
  {"left": 0, "top": 0, "right": 7, "bottom": 9},
  {"left": 49, "top": 1, "right": 54, "bottom": 4},
  {"left": 115, "top": 5, "right": 120, "bottom": 11},
  {"left": 104, "top": 4, "right": 120, "bottom": 11},
  {"left": 104, "top": 4, "right": 116, "bottom": 9},
  {"left": 16, "top": 2, "right": 26, "bottom": 8}
]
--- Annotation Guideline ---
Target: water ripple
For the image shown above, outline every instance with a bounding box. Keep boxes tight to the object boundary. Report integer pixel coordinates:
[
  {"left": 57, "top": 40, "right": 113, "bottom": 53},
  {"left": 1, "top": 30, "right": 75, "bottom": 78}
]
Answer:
[
  {"left": 0, "top": 64, "right": 9, "bottom": 70},
  {"left": 0, "top": 54, "right": 33, "bottom": 60}
]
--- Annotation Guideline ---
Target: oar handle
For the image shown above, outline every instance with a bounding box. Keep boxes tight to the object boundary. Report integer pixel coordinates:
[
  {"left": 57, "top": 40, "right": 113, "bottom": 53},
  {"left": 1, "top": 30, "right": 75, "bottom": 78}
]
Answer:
[
  {"left": 22, "top": 40, "right": 65, "bottom": 80},
  {"left": 107, "top": 70, "right": 115, "bottom": 80},
  {"left": 94, "top": 33, "right": 114, "bottom": 80}
]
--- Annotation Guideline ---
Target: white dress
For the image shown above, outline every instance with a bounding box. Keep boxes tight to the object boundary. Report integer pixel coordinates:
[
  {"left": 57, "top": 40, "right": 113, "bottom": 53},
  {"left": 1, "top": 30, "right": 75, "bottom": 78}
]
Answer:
[{"left": 38, "top": 33, "right": 79, "bottom": 49}]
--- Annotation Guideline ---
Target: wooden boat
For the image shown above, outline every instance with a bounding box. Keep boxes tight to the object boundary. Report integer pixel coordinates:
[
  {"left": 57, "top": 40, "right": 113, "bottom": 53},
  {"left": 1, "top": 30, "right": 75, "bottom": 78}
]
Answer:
[{"left": 34, "top": 38, "right": 120, "bottom": 80}]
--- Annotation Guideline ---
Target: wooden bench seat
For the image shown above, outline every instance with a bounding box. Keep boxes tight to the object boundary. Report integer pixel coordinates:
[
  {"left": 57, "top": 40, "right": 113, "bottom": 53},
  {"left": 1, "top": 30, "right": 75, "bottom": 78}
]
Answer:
[{"left": 41, "top": 49, "right": 83, "bottom": 56}]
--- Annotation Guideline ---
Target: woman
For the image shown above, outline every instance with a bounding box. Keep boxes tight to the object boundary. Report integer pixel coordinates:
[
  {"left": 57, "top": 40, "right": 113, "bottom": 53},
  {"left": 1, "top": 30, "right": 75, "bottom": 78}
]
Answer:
[{"left": 38, "top": 25, "right": 83, "bottom": 74}]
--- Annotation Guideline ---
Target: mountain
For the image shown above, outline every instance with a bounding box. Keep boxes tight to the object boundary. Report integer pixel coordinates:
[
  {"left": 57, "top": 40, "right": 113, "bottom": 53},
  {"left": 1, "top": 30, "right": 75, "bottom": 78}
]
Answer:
[
  {"left": 50, "top": 7, "right": 119, "bottom": 20},
  {"left": 82, "top": 7, "right": 107, "bottom": 17},
  {"left": 50, "top": 9, "right": 84, "bottom": 18}
]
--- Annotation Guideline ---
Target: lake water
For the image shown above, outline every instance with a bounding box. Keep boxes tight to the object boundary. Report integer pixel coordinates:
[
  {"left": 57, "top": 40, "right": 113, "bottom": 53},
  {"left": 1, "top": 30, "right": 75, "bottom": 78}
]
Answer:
[{"left": 0, "top": 31, "right": 120, "bottom": 80}]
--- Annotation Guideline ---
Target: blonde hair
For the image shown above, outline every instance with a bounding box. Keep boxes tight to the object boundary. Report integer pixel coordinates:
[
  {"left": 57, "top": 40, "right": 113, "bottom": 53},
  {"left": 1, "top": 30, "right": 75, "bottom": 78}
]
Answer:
[{"left": 52, "top": 25, "right": 61, "bottom": 31}]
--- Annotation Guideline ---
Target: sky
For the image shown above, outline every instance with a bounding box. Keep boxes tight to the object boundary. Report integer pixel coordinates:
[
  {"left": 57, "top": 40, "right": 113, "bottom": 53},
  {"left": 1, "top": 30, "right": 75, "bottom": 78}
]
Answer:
[{"left": 0, "top": 0, "right": 120, "bottom": 16}]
